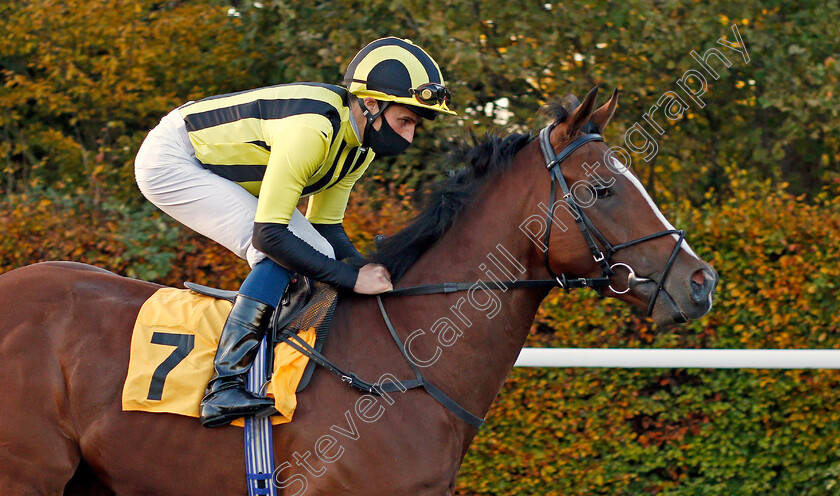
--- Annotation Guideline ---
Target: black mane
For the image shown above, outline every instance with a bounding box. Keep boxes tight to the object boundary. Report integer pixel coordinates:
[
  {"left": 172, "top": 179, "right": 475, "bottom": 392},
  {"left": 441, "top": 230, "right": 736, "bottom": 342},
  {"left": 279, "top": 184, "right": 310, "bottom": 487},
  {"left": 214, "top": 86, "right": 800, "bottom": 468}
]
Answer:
[
  {"left": 371, "top": 94, "right": 591, "bottom": 282},
  {"left": 370, "top": 132, "right": 532, "bottom": 281}
]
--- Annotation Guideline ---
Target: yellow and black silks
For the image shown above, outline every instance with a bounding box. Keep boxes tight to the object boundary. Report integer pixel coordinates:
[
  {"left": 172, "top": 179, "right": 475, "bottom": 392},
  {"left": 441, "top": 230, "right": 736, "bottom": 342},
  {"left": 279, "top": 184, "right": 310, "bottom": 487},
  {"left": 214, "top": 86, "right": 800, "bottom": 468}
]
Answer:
[
  {"left": 178, "top": 83, "right": 374, "bottom": 225},
  {"left": 122, "top": 288, "right": 315, "bottom": 426}
]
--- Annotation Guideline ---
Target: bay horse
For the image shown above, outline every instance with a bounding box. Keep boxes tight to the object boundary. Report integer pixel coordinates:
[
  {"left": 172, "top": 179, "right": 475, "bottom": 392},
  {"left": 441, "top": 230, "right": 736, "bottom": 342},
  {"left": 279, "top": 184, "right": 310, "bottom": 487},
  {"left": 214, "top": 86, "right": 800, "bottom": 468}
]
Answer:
[{"left": 0, "top": 88, "right": 716, "bottom": 495}]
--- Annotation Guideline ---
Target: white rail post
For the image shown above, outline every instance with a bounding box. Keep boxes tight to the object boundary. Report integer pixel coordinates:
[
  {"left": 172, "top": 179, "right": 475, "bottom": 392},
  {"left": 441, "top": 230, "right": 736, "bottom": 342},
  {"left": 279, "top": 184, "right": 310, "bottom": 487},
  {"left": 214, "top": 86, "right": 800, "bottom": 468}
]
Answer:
[{"left": 514, "top": 348, "right": 840, "bottom": 369}]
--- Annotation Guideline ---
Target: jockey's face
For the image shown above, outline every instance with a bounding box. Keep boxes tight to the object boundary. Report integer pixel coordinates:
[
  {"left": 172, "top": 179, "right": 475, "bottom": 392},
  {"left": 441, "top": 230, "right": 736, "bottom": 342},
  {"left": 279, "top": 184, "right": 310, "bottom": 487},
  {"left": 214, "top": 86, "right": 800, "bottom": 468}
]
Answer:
[
  {"left": 376, "top": 103, "right": 420, "bottom": 144},
  {"left": 362, "top": 98, "right": 420, "bottom": 145}
]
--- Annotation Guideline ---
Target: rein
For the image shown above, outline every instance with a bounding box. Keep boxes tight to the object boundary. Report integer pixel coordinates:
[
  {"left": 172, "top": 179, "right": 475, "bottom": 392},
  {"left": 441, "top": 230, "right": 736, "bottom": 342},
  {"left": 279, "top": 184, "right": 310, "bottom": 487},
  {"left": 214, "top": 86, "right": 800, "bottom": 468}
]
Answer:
[{"left": 285, "top": 125, "right": 688, "bottom": 430}]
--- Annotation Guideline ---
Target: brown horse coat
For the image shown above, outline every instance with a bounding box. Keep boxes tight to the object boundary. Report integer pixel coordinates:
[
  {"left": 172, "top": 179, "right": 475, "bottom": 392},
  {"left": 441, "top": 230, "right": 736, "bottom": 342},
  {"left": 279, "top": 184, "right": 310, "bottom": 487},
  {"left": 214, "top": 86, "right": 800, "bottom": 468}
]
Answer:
[{"left": 0, "top": 89, "right": 716, "bottom": 495}]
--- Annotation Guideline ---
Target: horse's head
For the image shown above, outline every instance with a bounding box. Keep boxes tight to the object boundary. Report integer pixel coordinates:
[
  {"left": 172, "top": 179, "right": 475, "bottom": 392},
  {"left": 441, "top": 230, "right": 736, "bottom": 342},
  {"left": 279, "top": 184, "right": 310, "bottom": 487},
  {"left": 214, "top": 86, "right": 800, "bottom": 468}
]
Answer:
[{"left": 531, "top": 87, "right": 717, "bottom": 325}]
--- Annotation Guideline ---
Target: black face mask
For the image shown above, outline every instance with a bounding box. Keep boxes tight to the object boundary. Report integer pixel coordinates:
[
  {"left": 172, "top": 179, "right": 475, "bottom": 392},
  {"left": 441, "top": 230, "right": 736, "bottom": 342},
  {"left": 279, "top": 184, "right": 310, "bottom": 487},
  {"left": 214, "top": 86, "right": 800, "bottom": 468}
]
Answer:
[{"left": 367, "top": 113, "right": 411, "bottom": 157}]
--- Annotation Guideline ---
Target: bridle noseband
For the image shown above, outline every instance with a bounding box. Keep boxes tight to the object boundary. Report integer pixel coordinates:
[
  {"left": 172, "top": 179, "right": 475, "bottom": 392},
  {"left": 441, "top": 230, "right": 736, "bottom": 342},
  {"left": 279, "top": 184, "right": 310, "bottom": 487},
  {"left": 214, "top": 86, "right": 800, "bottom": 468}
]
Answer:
[{"left": 537, "top": 125, "right": 687, "bottom": 320}]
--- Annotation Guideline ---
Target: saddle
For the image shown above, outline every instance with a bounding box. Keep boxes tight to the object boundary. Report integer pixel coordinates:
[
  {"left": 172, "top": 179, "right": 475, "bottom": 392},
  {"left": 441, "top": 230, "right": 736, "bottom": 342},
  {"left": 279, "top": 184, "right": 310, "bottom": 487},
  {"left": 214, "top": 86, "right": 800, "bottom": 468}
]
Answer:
[{"left": 185, "top": 275, "right": 336, "bottom": 393}]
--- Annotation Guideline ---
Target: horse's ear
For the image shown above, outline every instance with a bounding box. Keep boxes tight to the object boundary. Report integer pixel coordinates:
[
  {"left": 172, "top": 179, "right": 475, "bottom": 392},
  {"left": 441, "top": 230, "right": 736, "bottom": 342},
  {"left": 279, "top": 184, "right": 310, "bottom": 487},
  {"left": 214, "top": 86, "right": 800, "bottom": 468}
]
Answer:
[
  {"left": 590, "top": 88, "right": 619, "bottom": 132},
  {"left": 551, "top": 86, "right": 599, "bottom": 147},
  {"left": 568, "top": 86, "right": 599, "bottom": 132}
]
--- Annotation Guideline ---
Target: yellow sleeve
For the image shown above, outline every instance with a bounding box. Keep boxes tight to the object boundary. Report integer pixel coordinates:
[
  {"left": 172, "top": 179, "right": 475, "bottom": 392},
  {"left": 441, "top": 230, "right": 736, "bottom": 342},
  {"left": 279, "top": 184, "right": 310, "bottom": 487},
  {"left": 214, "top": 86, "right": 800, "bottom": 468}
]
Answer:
[
  {"left": 254, "top": 126, "right": 329, "bottom": 225},
  {"left": 306, "top": 155, "right": 373, "bottom": 224}
]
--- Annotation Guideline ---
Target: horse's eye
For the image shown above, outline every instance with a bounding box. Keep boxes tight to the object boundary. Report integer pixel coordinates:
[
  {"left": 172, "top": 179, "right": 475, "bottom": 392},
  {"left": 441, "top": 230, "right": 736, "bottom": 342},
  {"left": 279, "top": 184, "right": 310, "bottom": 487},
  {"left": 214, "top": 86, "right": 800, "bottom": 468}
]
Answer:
[{"left": 594, "top": 185, "right": 612, "bottom": 198}]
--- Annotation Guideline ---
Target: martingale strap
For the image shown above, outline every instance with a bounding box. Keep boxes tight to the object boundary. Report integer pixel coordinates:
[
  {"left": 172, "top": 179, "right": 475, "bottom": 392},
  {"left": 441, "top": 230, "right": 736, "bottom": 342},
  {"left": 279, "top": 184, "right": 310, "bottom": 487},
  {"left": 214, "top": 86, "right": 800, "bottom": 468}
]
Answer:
[
  {"left": 375, "top": 296, "right": 485, "bottom": 429},
  {"left": 277, "top": 329, "right": 422, "bottom": 395},
  {"left": 275, "top": 299, "right": 485, "bottom": 429}
]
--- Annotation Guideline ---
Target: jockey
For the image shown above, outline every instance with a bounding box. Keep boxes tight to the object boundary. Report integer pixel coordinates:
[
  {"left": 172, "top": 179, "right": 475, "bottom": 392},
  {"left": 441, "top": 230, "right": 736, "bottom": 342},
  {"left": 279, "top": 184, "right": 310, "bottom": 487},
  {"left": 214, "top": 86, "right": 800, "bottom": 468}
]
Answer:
[{"left": 134, "top": 37, "right": 455, "bottom": 427}]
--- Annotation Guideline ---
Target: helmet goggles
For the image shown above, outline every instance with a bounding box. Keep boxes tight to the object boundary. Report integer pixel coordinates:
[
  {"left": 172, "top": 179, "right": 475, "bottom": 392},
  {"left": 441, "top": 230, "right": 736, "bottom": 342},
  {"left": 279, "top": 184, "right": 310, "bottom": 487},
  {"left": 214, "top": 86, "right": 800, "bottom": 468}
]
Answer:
[{"left": 409, "top": 83, "right": 452, "bottom": 107}]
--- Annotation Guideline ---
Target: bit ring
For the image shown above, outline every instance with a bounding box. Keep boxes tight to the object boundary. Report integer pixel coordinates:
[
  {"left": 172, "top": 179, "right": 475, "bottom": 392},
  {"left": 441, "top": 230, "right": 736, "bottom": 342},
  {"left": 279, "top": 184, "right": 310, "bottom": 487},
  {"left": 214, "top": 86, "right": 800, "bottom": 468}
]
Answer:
[{"left": 608, "top": 262, "right": 651, "bottom": 294}]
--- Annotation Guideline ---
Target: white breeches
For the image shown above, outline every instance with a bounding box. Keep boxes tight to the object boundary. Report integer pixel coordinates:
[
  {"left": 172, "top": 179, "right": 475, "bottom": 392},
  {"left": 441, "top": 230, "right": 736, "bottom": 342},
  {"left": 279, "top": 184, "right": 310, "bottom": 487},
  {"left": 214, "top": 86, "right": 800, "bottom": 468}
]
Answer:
[{"left": 134, "top": 107, "right": 334, "bottom": 268}]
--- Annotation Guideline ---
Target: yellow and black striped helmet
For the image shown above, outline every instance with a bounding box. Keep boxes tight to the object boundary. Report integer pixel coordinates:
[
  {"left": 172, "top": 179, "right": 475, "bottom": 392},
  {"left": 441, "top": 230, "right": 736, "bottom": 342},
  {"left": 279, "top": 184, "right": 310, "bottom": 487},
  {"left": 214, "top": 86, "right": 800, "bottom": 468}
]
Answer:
[{"left": 344, "top": 37, "right": 456, "bottom": 119}]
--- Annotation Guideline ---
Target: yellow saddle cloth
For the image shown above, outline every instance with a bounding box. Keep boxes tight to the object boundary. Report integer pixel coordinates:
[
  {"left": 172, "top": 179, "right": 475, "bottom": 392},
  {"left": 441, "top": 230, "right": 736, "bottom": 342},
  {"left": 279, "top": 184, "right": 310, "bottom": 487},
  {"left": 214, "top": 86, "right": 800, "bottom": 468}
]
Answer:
[{"left": 121, "top": 288, "right": 316, "bottom": 426}]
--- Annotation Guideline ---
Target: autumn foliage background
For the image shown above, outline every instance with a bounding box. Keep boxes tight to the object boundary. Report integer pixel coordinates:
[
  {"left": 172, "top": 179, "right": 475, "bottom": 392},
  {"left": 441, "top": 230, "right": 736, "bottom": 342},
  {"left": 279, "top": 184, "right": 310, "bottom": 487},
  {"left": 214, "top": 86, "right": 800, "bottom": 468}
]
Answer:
[{"left": 2, "top": 1, "right": 840, "bottom": 494}]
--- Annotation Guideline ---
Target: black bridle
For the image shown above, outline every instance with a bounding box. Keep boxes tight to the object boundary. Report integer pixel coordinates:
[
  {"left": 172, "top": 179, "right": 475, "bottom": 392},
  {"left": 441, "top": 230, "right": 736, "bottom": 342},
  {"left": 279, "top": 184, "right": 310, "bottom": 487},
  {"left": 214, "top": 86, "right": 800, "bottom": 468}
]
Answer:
[
  {"left": 281, "top": 125, "right": 690, "bottom": 430},
  {"left": 384, "top": 125, "right": 688, "bottom": 315},
  {"left": 537, "top": 126, "right": 687, "bottom": 319}
]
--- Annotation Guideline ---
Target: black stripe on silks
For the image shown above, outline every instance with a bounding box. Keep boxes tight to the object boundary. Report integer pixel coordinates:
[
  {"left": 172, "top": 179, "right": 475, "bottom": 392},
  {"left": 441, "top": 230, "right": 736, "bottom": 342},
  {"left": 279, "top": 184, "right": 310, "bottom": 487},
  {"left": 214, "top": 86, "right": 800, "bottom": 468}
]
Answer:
[
  {"left": 201, "top": 163, "right": 267, "bottom": 183},
  {"left": 330, "top": 146, "right": 359, "bottom": 187},
  {"left": 183, "top": 98, "right": 342, "bottom": 140},
  {"left": 248, "top": 140, "right": 271, "bottom": 152},
  {"left": 301, "top": 141, "right": 347, "bottom": 196},
  {"left": 350, "top": 148, "right": 371, "bottom": 174},
  {"left": 248, "top": 140, "right": 270, "bottom": 151}
]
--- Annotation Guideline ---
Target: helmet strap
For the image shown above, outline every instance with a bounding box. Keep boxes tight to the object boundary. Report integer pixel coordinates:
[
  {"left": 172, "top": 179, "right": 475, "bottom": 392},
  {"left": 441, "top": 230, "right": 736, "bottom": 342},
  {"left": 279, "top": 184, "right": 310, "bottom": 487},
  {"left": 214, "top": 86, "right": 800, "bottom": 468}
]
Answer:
[{"left": 358, "top": 97, "right": 390, "bottom": 149}]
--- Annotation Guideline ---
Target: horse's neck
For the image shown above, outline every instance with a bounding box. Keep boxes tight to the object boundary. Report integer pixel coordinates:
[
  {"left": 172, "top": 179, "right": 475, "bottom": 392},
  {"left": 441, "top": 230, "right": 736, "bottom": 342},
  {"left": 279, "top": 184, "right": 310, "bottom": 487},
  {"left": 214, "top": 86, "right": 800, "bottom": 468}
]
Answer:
[{"left": 391, "top": 169, "right": 550, "bottom": 423}]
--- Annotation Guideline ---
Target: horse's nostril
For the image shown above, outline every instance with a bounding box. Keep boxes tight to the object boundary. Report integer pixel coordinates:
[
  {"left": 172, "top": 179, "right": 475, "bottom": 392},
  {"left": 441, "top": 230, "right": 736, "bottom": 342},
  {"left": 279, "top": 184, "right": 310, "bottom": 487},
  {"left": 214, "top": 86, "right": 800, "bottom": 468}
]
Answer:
[
  {"left": 690, "top": 269, "right": 708, "bottom": 287},
  {"left": 689, "top": 269, "right": 714, "bottom": 304}
]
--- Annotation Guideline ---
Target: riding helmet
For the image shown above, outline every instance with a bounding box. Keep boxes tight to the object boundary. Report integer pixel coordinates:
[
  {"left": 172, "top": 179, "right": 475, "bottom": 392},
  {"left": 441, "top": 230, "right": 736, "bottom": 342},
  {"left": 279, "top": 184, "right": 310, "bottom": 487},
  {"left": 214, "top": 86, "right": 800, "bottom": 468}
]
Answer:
[{"left": 344, "top": 37, "right": 456, "bottom": 120}]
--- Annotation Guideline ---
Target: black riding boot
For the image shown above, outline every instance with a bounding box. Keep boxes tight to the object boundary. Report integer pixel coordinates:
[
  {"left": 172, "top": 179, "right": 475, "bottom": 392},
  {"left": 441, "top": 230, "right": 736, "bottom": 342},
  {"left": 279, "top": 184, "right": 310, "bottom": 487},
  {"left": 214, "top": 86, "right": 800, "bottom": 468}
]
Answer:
[{"left": 199, "top": 294, "right": 276, "bottom": 427}]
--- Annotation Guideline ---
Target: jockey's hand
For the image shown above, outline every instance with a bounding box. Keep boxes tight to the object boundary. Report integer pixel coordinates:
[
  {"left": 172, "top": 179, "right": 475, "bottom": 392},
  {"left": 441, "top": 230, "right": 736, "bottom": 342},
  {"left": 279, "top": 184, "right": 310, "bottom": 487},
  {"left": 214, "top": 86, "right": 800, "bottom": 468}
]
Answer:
[{"left": 354, "top": 263, "right": 393, "bottom": 294}]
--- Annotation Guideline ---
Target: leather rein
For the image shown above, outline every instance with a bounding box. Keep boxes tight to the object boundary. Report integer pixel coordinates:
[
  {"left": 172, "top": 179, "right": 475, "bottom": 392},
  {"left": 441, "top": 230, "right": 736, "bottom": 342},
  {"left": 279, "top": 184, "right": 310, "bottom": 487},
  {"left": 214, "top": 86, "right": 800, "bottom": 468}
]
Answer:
[{"left": 280, "top": 125, "right": 687, "bottom": 430}]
